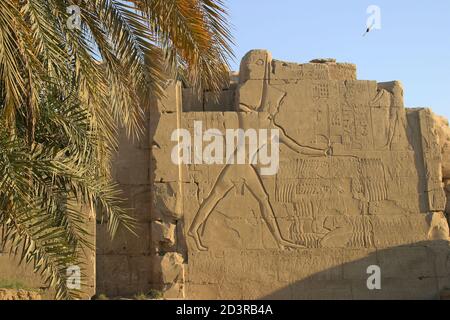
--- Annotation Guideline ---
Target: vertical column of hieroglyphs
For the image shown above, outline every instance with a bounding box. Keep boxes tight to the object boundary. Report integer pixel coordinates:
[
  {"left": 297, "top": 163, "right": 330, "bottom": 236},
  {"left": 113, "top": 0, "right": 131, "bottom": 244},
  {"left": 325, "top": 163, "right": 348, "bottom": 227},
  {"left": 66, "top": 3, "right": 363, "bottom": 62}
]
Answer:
[
  {"left": 432, "top": 114, "right": 450, "bottom": 230},
  {"left": 416, "top": 109, "right": 450, "bottom": 241},
  {"left": 418, "top": 109, "right": 447, "bottom": 212}
]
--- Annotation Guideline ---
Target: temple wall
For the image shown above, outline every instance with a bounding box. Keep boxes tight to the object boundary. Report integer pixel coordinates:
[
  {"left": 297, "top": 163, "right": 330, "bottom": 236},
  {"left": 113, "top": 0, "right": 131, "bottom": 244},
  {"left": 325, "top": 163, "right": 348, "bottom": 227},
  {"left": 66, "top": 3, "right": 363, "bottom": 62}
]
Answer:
[
  {"left": 100, "top": 50, "right": 450, "bottom": 299},
  {"left": 4, "top": 50, "right": 449, "bottom": 300}
]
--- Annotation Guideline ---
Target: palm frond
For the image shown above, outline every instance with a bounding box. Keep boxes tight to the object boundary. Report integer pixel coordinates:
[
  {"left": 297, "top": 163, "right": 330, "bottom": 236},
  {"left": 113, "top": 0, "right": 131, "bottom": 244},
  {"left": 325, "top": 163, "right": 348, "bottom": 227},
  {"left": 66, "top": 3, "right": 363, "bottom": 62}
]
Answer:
[{"left": 0, "top": 0, "right": 233, "bottom": 299}]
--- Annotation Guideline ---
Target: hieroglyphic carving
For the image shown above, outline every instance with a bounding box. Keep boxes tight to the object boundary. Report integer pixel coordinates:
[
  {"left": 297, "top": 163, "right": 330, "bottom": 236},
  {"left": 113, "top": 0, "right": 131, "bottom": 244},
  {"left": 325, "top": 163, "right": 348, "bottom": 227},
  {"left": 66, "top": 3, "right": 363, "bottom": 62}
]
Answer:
[
  {"left": 418, "top": 109, "right": 447, "bottom": 211},
  {"left": 313, "top": 83, "right": 330, "bottom": 100},
  {"left": 359, "top": 159, "right": 388, "bottom": 202},
  {"left": 274, "top": 156, "right": 385, "bottom": 249},
  {"left": 271, "top": 60, "right": 330, "bottom": 81}
]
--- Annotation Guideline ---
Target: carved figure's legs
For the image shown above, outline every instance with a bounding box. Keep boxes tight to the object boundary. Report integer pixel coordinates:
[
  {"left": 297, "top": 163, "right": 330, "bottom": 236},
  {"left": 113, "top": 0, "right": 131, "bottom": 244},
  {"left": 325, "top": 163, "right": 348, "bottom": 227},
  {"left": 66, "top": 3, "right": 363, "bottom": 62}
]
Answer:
[
  {"left": 188, "top": 165, "right": 234, "bottom": 251},
  {"left": 385, "top": 111, "right": 399, "bottom": 149},
  {"left": 189, "top": 164, "right": 305, "bottom": 251}
]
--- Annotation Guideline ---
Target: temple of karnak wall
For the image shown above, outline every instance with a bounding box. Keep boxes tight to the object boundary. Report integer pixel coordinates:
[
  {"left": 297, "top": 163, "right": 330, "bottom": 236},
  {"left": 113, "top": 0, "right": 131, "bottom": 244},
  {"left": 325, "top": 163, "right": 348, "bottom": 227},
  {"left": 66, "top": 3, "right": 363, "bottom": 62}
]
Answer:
[
  {"left": 2, "top": 50, "right": 449, "bottom": 299},
  {"left": 94, "top": 50, "right": 450, "bottom": 299}
]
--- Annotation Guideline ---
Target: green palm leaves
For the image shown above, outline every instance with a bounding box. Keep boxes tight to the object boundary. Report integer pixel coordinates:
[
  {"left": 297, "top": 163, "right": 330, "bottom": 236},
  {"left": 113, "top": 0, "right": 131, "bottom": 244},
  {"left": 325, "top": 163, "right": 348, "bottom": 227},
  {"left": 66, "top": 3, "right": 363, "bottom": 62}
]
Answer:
[{"left": 0, "top": 0, "right": 233, "bottom": 299}]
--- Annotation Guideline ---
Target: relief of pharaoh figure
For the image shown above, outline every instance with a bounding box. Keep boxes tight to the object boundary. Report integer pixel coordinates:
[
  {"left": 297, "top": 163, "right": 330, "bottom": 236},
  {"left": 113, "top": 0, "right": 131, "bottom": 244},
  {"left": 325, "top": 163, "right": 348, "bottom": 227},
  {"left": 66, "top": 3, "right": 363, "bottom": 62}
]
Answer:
[{"left": 188, "top": 50, "right": 332, "bottom": 251}]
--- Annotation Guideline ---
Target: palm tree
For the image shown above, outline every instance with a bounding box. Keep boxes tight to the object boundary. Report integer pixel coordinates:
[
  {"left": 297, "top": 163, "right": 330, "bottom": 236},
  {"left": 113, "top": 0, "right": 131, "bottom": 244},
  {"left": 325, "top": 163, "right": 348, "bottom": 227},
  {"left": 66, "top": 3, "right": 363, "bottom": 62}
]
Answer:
[{"left": 0, "top": 0, "right": 233, "bottom": 299}]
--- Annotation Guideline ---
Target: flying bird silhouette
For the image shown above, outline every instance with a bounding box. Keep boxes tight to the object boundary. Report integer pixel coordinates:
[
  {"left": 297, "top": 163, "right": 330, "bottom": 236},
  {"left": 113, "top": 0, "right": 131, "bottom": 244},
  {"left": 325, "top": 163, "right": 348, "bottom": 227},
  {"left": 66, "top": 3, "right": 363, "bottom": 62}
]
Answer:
[{"left": 363, "top": 22, "right": 375, "bottom": 37}]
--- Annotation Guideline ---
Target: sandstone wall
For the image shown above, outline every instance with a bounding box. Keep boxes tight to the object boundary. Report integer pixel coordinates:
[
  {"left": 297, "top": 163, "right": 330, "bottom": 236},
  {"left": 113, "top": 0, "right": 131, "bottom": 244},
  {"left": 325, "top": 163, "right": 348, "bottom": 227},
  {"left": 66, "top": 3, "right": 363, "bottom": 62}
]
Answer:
[
  {"left": 101, "top": 50, "right": 450, "bottom": 299},
  {"left": 432, "top": 114, "right": 450, "bottom": 225},
  {"left": 5, "top": 50, "right": 448, "bottom": 299},
  {"left": 96, "top": 118, "right": 154, "bottom": 297}
]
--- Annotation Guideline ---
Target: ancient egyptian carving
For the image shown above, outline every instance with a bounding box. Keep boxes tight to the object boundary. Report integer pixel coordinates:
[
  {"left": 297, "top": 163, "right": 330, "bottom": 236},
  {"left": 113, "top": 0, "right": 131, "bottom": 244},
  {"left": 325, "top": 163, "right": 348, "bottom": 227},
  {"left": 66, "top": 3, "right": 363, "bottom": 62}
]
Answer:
[
  {"left": 182, "top": 51, "right": 446, "bottom": 253},
  {"left": 187, "top": 51, "right": 330, "bottom": 251},
  {"left": 150, "top": 50, "right": 450, "bottom": 299}
]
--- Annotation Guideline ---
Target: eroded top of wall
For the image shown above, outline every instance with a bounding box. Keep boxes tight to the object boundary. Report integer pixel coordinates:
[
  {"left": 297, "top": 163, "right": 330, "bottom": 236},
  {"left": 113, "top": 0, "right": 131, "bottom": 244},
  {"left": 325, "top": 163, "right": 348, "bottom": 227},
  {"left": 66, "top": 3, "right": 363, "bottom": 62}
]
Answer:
[{"left": 183, "top": 50, "right": 358, "bottom": 112}]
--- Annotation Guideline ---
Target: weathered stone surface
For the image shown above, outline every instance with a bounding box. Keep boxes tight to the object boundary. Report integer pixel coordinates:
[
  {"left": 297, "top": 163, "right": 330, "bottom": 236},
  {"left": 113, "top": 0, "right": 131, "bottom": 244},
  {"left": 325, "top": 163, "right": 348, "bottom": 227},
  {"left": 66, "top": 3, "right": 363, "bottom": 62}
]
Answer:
[
  {"left": 0, "top": 252, "right": 48, "bottom": 298},
  {"left": 3, "top": 49, "right": 448, "bottom": 299},
  {"left": 433, "top": 114, "right": 450, "bottom": 179},
  {"left": 328, "top": 63, "right": 357, "bottom": 81},
  {"left": 182, "top": 88, "right": 203, "bottom": 112},
  {"left": 152, "top": 182, "right": 183, "bottom": 220},
  {"left": 97, "top": 223, "right": 151, "bottom": 255},
  {"left": 96, "top": 255, "right": 153, "bottom": 297},
  {"left": 164, "top": 283, "right": 185, "bottom": 299},
  {"left": 152, "top": 252, "right": 185, "bottom": 298},
  {"left": 428, "top": 212, "right": 450, "bottom": 241},
  {"left": 152, "top": 220, "right": 177, "bottom": 249},
  {"left": 156, "top": 80, "right": 182, "bottom": 113},
  {"left": 159, "top": 252, "right": 184, "bottom": 284},
  {"left": 100, "top": 49, "right": 450, "bottom": 300},
  {"left": 418, "top": 108, "right": 447, "bottom": 211},
  {"left": 112, "top": 140, "right": 151, "bottom": 185},
  {"left": 0, "top": 289, "right": 41, "bottom": 300},
  {"left": 271, "top": 59, "right": 356, "bottom": 81},
  {"left": 204, "top": 88, "right": 236, "bottom": 112}
]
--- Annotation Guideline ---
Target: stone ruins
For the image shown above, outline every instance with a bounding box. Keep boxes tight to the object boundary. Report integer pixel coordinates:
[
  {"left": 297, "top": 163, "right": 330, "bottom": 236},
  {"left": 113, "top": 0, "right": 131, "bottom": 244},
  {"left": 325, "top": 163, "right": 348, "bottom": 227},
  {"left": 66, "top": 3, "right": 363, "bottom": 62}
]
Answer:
[{"left": 2, "top": 50, "right": 450, "bottom": 299}]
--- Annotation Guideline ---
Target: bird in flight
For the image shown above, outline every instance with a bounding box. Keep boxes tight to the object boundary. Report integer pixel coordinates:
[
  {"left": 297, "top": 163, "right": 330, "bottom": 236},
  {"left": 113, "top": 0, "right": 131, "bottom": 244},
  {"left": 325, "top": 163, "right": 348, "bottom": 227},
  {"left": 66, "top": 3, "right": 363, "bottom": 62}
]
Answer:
[{"left": 363, "top": 22, "right": 375, "bottom": 37}]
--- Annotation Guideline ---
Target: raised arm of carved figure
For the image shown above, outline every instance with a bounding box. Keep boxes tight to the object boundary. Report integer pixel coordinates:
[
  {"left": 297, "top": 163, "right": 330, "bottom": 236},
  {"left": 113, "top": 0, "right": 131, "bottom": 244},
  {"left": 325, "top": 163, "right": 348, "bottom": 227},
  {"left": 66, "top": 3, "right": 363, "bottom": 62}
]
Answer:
[{"left": 278, "top": 128, "right": 328, "bottom": 156}]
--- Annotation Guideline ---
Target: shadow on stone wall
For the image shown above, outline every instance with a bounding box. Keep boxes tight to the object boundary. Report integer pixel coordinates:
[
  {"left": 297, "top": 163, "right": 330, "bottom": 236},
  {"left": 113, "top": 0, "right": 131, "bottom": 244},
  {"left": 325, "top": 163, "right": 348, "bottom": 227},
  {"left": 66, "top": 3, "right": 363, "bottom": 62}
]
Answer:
[
  {"left": 259, "top": 240, "right": 450, "bottom": 300},
  {"left": 95, "top": 97, "right": 161, "bottom": 297},
  {"left": 96, "top": 82, "right": 189, "bottom": 298}
]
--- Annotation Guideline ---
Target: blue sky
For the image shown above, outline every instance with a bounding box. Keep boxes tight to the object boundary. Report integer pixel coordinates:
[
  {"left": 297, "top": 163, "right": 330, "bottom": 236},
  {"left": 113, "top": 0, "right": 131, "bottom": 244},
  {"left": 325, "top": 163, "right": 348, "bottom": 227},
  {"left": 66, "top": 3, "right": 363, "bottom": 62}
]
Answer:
[{"left": 226, "top": 0, "right": 450, "bottom": 120}]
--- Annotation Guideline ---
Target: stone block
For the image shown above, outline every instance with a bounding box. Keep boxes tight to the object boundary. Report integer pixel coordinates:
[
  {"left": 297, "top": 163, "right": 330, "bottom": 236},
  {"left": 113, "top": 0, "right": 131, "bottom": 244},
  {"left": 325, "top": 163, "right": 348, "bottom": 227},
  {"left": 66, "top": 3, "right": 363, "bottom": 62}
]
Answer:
[
  {"left": 376, "top": 246, "right": 435, "bottom": 279},
  {"left": 182, "top": 88, "right": 203, "bottom": 112},
  {"left": 152, "top": 220, "right": 177, "bottom": 249},
  {"left": 156, "top": 80, "right": 182, "bottom": 113},
  {"left": 155, "top": 252, "right": 185, "bottom": 285},
  {"left": 96, "top": 222, "right": 150, "bottom": 255},
  {"left": 204, "top": 88, "right": 236, "bottom": 112}
]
